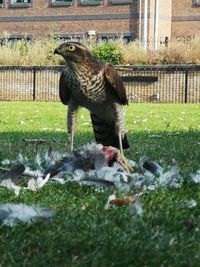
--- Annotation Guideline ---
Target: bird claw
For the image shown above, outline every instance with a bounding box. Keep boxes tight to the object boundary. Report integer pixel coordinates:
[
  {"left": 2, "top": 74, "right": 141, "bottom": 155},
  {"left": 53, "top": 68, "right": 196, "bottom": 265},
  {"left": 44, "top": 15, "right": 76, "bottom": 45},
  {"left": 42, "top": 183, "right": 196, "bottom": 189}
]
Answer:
[{"left": 119, "top": 152, "right": 133, "bottom": 173}]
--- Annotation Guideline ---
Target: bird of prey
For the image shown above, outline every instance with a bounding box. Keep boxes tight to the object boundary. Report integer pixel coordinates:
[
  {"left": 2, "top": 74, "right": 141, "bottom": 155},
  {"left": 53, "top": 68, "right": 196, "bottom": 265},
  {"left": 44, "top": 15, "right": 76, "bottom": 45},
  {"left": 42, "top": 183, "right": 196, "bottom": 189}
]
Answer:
[{"left": 54, "top": 41, "right": 129, "bottom": 158}]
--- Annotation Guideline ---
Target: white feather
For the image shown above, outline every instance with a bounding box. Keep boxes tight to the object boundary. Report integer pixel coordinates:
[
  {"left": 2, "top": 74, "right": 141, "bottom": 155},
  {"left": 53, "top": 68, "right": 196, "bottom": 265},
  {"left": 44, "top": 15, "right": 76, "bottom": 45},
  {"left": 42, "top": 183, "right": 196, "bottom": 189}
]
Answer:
[
  {"left": 0, "top": 179, "right": 21, "bottom": 196},
  {"left": 0, "top": 203, "right": 55, "bottom": 226}
]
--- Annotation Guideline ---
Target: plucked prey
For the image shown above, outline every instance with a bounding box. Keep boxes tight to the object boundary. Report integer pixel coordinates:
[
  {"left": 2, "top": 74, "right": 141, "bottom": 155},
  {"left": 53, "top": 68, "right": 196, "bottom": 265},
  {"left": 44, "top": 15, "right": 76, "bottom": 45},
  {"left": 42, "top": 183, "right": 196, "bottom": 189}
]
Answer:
[{"left": 54, "top": 42, "right": 129, "bottom": 153}]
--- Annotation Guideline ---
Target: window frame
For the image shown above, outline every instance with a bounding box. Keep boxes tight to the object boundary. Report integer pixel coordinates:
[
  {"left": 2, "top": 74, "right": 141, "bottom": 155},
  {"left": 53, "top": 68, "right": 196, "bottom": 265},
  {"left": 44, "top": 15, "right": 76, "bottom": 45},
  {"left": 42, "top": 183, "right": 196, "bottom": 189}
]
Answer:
[
  {"left": 79, "top": 0, "right": 102, "bottom": 6},
  {"left": 0, "top": 35, "right": 33, "bottom": 46},
  {"left": 9, "top": 0, "right": 32, "bottom": 8},
  {"left": 0, "top": 0, "right": 4, "bottom": 8},
  {"left": 97, "top": 32, "right": 135, "bottom": 43},
  {"left": 109, "top": 0, "right": 134, "bottom": 5},
  {"left": 50, "top": 0, "right": 73, "bottom": 6},
  {"left": 193, "top": 0, "right": 200, "bottom": 6},
  {"left": 57, "top": 33, "right": 83, "bottom": 41}
]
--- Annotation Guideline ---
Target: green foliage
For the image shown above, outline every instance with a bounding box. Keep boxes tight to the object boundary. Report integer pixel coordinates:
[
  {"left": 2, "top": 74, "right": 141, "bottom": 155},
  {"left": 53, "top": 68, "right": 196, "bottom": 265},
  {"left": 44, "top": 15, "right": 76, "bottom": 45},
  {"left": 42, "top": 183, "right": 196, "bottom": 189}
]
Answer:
[
  {"left": 16, "top": 39, "right": 29, "bottom": 57},
  {"left": 44, "top": 33, "right": 61, "bottom": 64},
  {"left": 92, "top": 41, "right": 123, "bottom": 65}
]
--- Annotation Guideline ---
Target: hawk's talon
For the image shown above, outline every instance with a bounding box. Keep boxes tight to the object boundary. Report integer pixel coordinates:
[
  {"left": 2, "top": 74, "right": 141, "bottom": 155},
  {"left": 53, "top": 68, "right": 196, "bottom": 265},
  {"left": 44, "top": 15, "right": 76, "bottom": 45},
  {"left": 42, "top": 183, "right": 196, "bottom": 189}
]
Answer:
[{"left": 119, "top": 152, "right": 133, "bottom": 173}]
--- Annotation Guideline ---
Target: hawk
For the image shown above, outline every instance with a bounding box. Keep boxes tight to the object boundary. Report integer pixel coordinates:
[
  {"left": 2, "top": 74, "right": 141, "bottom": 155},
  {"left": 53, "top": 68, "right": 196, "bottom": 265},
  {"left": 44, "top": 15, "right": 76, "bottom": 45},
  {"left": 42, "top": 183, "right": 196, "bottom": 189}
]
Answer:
[{"left": 54, "top": 41, "right": 129, "bottom": 156}]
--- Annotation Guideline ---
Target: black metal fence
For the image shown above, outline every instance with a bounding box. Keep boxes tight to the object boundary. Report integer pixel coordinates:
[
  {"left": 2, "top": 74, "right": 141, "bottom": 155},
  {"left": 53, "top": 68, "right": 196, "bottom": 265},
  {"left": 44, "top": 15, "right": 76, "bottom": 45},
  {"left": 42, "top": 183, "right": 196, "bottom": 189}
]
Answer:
[{"left": 0, "top": 65, "right": 200, "bottom": 103}]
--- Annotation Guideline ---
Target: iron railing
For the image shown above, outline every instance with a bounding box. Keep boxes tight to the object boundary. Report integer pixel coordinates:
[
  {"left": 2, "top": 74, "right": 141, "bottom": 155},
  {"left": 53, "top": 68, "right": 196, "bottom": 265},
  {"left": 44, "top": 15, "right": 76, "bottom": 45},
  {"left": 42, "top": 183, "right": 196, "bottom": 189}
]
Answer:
[{"left": 0, "top": 65, "right": 200, "bottom": 103}]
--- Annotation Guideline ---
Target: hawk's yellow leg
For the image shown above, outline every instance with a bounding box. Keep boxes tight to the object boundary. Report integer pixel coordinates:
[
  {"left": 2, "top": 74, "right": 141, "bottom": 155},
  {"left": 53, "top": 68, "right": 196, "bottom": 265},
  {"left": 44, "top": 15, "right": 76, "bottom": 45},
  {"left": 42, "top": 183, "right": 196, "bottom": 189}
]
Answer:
[
  {"left": 118, "top": 132, "right": 133, "bottom": 173},
  {"left": 67, "top": 104, "right": 78, "bottom": 152}
]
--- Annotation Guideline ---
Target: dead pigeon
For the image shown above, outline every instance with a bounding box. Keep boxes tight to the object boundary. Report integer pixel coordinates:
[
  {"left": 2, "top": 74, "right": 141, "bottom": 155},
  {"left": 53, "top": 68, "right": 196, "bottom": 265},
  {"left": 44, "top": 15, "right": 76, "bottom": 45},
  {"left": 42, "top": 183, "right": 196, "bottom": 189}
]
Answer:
[{"left": 44, "top": 143, "right": 125, "bottom": 178}]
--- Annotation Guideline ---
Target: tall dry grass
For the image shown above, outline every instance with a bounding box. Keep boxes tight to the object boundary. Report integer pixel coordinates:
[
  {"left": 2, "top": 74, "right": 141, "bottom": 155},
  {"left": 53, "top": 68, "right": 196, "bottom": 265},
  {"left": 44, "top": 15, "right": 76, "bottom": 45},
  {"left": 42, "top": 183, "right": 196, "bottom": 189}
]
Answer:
[
  {"left": 117, "top": 39, "right": 148, "bottom": 65},
  {"left": 0, "top": 35, "right": 62, "bottom": 65},
  {"left": 119, "top": 36, "right": 200, "bottom": 65},
  {"left": 0, "top": 34, "right": 200, "bottom": 65}
]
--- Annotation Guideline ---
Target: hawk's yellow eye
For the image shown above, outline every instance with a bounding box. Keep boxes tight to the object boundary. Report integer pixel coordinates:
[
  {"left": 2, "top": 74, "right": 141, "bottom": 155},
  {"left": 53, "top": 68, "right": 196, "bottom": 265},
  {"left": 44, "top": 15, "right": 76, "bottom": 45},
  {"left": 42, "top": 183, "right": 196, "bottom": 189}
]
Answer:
[{"left": 67, "top": 45, "right": 76, "bottom": 52}]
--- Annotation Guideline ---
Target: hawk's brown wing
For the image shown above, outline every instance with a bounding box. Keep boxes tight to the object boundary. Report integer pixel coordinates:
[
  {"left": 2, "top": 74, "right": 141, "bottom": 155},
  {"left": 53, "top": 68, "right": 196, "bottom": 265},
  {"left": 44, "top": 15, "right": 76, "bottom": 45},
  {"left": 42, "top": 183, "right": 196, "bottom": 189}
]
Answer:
[
  {"left": 104, "top": 64, "right": 128, "bottom": 105},
  {"left": 59, "top": 71, "right": 71, "bottom": 105}
]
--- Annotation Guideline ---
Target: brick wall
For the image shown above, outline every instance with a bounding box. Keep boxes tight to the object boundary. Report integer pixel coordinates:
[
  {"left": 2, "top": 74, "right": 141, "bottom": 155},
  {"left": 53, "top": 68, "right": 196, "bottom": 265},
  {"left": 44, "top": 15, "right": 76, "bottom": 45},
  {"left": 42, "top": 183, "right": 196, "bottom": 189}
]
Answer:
[
  {"left": 172, "top": 0, "right": 200, "bottom": 37},
  {"left": 0, "top": 0, "right": 137, "bottom": 40},
  {"left": 0, "top": 0, "right": 199, "bottom": 47}
]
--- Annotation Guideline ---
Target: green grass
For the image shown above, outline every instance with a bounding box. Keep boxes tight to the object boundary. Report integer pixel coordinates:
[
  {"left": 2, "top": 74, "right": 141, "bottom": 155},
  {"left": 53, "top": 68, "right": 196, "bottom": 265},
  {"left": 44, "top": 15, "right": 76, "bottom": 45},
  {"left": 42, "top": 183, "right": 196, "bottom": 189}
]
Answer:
[{"left": 1, "top": 102, "right": 200, "bottom": 267}]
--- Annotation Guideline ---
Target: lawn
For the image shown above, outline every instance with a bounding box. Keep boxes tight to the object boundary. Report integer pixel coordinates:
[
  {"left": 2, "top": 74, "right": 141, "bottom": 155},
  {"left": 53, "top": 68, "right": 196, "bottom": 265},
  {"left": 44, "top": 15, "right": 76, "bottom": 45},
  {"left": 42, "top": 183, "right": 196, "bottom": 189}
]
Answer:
[{"left": 1, "top": 102, "right": 200, "bottom": 267}]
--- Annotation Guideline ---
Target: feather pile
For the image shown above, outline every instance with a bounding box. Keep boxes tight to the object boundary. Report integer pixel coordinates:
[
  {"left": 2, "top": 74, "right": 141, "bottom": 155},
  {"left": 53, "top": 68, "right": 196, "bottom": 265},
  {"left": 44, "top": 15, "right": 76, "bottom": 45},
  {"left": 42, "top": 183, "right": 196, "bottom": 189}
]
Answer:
[
  {"left": 0, "top": 143, "right": 200, "bottom": 198},
  {"left": 1, "top": 142, "right": 200, "bottom": 226},
  {"left": 0, "top": 143, "right": 184, "bottom": 195}
]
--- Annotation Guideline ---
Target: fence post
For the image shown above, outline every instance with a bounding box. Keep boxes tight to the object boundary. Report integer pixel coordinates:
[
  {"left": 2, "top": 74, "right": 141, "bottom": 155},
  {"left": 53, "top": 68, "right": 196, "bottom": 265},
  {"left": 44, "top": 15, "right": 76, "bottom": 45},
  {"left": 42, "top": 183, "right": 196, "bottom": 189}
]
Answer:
[
  {"left": 33, "top": 67, "right": 36, "bottom": 101},
  {"left": 184, "top": 69, "right": 188, "bottom": 103}
]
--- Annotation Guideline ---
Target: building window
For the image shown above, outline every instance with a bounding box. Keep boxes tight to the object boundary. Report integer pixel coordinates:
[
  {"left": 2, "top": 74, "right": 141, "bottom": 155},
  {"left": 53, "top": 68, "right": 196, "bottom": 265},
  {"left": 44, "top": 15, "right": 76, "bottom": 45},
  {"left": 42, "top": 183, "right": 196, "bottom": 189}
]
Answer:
[
  {"left": 10, "top": 0, "right": 32, "bottom": 7},
  {"left": 193, "top": 0, "right": 200, "bottom": 5},
  {"left": 0, "top": 35, "right": 32, "bottom": 45},
  {"left": 50, "top": 0, "right": 73, "bottom": 6},
  {"left": 0, "top": 0, "right": 4, "bottom": 7},
  {"left": 97, "top": 32, "right": 135, "bottom": 43},
  {"left": 57, "top": 33, "right": 83, "bottom": 41},
  {"left": 109, "top": 0, "right": 134, "bottom": 4},
  {"left": 79, "top": 0, "right": 102, "bottom": 6}
]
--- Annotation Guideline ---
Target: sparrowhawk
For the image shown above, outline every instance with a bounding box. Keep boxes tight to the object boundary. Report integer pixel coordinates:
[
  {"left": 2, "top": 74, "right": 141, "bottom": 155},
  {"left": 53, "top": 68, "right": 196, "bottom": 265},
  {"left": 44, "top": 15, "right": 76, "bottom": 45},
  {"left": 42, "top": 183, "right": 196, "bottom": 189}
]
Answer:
[{"left": 54, "top": 41, "right": 129, "bottom": 155}]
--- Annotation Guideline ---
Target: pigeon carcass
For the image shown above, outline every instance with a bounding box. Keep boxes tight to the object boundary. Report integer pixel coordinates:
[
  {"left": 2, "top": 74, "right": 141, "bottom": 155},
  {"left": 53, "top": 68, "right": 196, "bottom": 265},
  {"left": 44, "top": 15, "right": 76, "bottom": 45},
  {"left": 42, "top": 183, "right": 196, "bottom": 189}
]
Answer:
[{"left": 44, "top": 143, "right": 127, "bottom": 178}]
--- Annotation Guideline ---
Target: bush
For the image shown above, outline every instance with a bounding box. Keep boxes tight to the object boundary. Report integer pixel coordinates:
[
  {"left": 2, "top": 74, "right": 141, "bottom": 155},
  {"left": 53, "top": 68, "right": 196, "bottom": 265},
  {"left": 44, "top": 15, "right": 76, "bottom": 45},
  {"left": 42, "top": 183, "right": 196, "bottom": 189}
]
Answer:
[{"left": 92, "top": 41, "right": 122, "bottom": 65}]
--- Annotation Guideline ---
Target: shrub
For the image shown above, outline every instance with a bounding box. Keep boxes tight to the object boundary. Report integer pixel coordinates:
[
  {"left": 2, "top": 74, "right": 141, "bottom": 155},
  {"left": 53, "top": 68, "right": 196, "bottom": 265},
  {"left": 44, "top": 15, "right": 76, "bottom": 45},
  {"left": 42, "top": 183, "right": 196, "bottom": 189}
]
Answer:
[{"left": 92, "top": 41, "right": 122, "bottom": 65}]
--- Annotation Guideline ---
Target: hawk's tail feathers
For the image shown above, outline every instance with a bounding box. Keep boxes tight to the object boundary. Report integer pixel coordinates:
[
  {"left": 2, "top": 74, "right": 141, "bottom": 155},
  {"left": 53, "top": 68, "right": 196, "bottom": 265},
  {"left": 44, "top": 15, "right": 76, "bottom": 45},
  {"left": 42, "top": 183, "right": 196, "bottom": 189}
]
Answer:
[{"left": 90, "top": 114, "right": 129, "bottom": 149}]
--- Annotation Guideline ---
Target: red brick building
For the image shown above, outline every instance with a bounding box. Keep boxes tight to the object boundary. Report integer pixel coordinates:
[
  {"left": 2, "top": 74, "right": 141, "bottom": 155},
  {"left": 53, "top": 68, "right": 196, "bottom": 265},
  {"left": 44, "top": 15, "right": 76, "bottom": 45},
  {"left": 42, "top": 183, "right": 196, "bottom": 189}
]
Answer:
[
  {"left": 0, "top": 0, "right": 200, "bottom": 48},
  {"left": 0, "top": 0, "right": 137, "bottom": 42}
]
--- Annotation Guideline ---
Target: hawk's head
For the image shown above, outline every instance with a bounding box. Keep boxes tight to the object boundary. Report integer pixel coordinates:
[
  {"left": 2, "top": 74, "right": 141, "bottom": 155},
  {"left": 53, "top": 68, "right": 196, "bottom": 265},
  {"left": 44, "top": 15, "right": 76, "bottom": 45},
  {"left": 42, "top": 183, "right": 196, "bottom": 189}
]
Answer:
[{"left": 54, "top": 42, "right": 92, "bottom": 64}]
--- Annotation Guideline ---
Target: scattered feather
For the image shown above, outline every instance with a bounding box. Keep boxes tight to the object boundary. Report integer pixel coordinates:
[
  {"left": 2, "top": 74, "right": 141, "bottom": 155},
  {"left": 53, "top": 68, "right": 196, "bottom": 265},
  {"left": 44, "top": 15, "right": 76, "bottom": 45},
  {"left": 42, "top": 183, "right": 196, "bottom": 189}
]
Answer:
[
  {"left": 129, "top": 197, "right": 143, "bottom": 216},
  {"left": 23, "top": 167, "right": 43, "bottom": 178},
  {"left": 158, "top": 166, "right": 182, "bottom": 188},
  {"left": 105, "top": 194, "right": 117, "bottom": 210},
  {"left": 140, "top": 156, "right": 162, "bottom": 175},
  {"left": 105, "top": 194, "right": 136, "bottom": 209},
  {"left": 181, "top": 199, "right": 197, "bottom": 209},
  {"left": 0, "top": 143, "right": 184, "bottom": 196},
  {"left": 27, "top": 173, "right": 50, "bottom": 191},
  {"left": 20, "top": 120, "right": 26, "bottom": 125},
  {"left": 110, "top": 195, "right": 135, "bottom": 207},
  {"left": 81, "top": 177, "right": 116, "bottom": 189},
  {"left": 191, "top": 170, "right": 200, "bottom": 183},
  {"left": 0, "top": 179, "right": 21, "bottom": 196},
  {"left": 34, "top": 153, "right": 43, "bottom": 170},
  {"left": 24, "top": 138, "right": 46, "bottom": 144},
  {"left": 0, "top": 203, "right": 55, "bottom": 226},
  {"left": 1, "top": 159, "right": 11, "bottom": 165}
]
